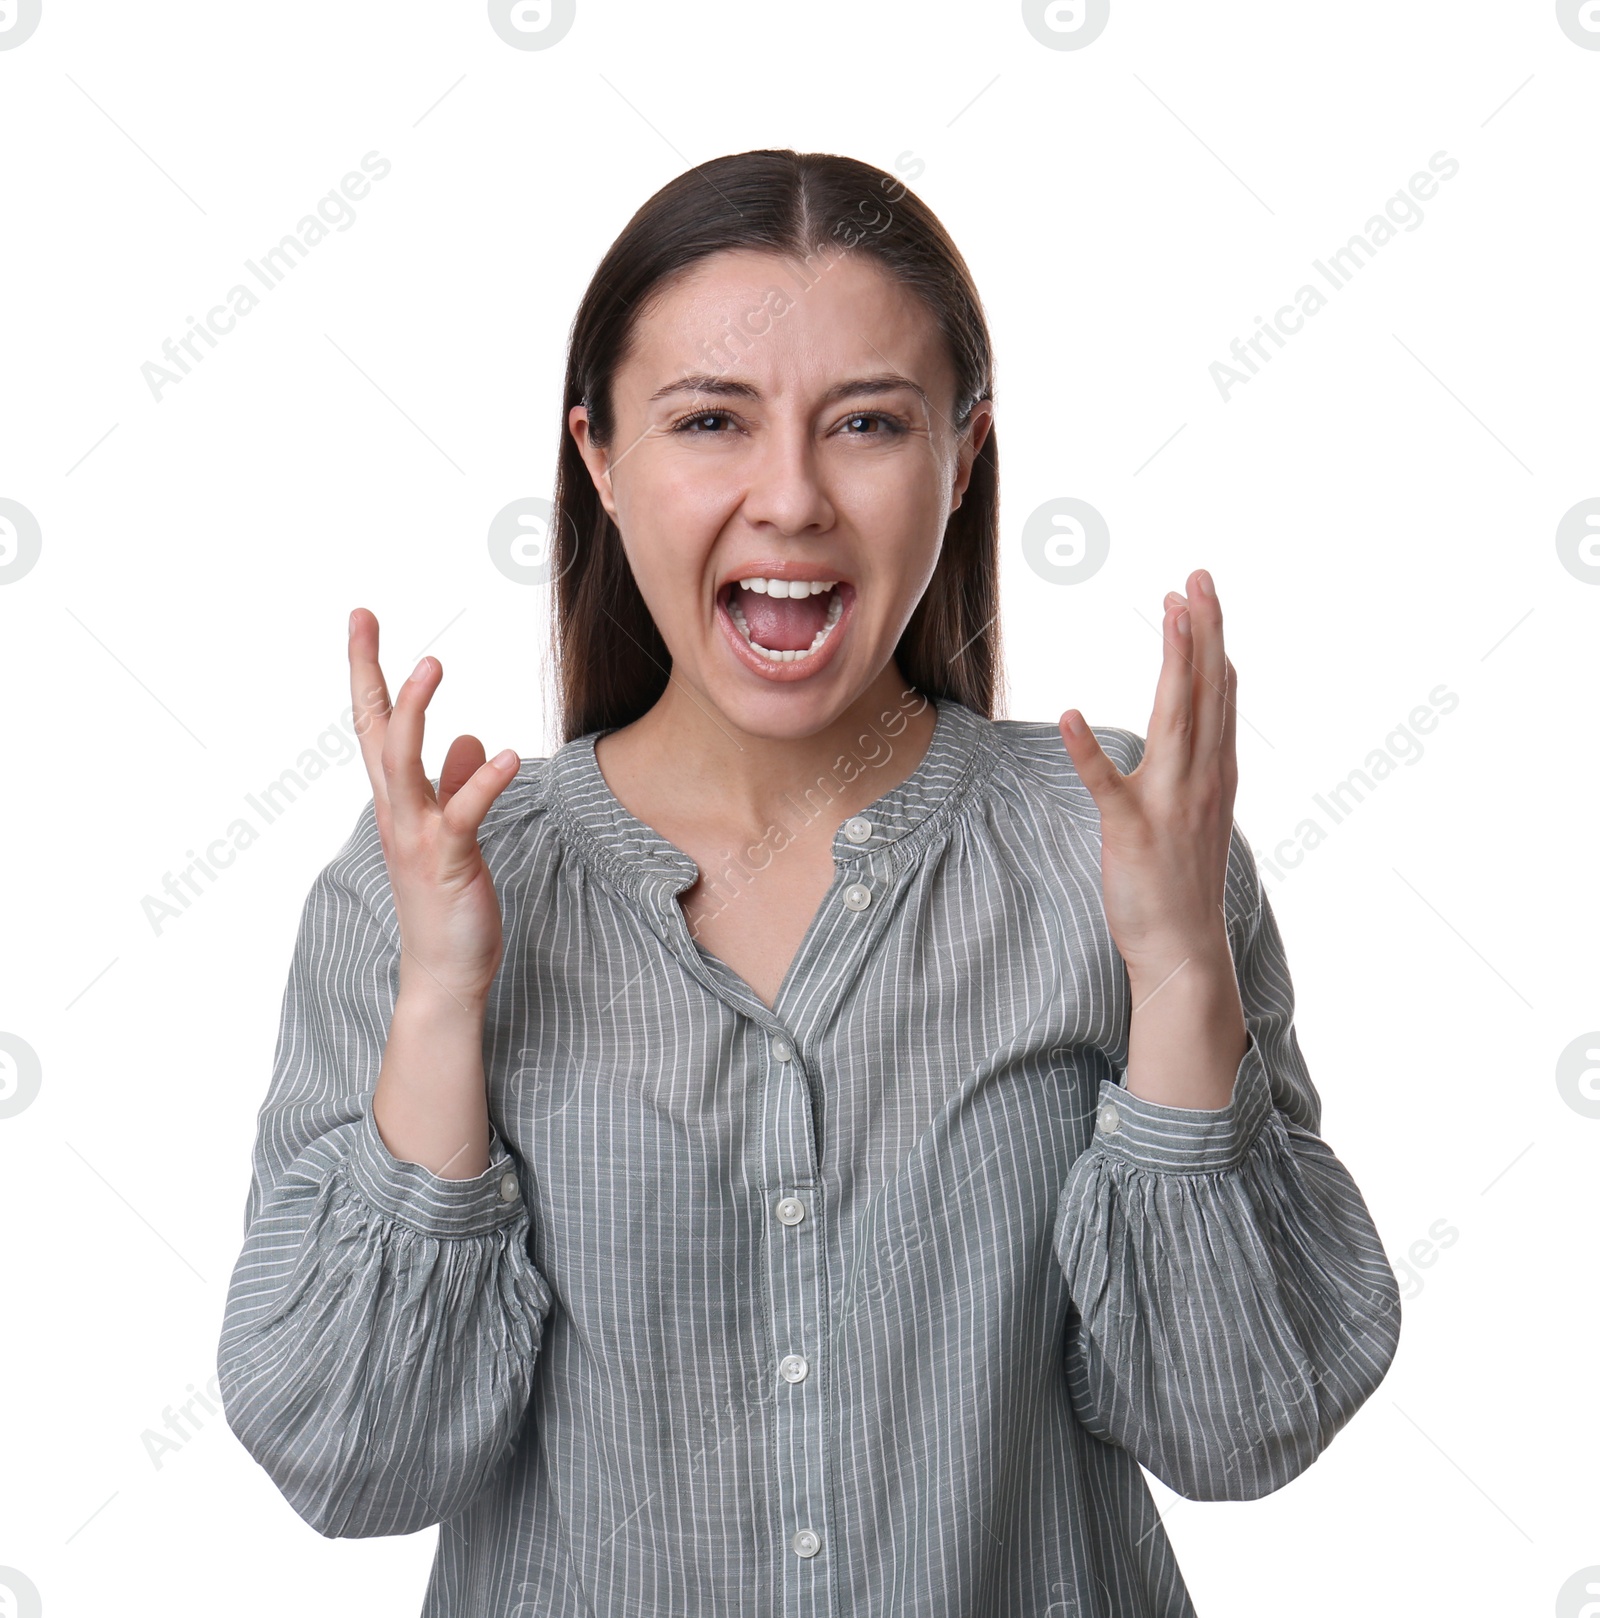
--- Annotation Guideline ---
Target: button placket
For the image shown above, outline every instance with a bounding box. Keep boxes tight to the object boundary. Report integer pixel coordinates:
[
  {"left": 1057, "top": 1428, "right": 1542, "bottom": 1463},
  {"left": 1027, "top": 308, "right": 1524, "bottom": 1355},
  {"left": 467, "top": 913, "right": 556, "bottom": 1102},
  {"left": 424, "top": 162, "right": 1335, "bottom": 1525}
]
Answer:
[
  {"left": 752, "top": 842, "right": 919, "bottom": 1603},
  {"left": 763, "top": 1030, "right": 829, "bottom": 1599}
]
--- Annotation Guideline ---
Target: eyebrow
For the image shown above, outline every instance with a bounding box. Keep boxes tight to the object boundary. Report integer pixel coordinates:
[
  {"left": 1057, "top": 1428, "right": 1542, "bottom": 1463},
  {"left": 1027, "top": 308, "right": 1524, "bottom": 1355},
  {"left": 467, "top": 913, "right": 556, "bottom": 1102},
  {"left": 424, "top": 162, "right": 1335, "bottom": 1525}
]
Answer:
[{"left": 647, "top": 372, "right": 932, "bottom": 412}]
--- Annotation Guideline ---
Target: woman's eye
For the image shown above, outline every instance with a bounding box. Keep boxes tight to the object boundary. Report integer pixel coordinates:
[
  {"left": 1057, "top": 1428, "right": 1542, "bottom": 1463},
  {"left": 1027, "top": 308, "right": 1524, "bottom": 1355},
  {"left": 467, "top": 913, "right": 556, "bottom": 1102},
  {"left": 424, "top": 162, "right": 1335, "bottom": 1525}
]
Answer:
[
  {"left": 840, "top": 412, "right": 904, "bottom": 436},
  {"left": 669, "top": 409, "right": 906, "bottom": 436}
]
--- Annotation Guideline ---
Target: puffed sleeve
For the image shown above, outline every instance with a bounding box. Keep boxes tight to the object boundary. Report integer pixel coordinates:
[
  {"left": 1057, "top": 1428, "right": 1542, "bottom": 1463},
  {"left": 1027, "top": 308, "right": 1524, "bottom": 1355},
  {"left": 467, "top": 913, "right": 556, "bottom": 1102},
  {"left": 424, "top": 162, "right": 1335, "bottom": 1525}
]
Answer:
[
  {"left": 1053, "top": 797, "right": 1402, "bottom": 1502},
  {"left": 217, "top": 798, "right": 554, "bottom": 1538}
]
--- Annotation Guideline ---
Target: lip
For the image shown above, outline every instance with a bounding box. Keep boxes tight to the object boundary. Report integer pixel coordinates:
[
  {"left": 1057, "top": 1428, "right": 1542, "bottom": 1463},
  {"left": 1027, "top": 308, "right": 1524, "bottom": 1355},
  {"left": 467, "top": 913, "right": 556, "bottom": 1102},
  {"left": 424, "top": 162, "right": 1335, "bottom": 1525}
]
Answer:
[{"left": 715, "top": 577, "right": 857, "bottom": 684}]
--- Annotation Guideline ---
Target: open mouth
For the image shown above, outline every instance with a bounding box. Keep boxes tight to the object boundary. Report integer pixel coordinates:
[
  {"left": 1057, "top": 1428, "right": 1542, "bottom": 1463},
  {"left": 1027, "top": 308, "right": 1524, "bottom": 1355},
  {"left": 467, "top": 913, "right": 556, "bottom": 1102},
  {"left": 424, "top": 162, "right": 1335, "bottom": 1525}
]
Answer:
[{"left": 716, "top": 575, "right": 854, "bottom": 670}]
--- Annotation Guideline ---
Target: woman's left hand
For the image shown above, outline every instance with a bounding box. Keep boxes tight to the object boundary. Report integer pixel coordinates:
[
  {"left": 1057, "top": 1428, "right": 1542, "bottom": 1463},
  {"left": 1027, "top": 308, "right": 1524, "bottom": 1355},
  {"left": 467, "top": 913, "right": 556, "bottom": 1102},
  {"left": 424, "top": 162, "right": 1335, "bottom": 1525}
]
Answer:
[{"left": 1056, "top": 568, "right": 1239, "bottom": 992}]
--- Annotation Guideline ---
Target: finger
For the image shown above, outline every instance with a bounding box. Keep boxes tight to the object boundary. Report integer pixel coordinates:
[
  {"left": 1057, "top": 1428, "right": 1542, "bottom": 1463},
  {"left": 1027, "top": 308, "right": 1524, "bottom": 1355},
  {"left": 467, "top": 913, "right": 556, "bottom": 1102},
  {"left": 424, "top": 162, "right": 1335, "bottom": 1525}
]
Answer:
[
  {"left": 1220, "top": 656, "right": 1239, "bottom": 801},
  {"left": 1146, "top": 595, "right": 1197, "bottom": 778},
  {"left": 1186, "top": 570, "right": 1228, "bottom": 761},
  {"left": 381, "top": 655, "right": 443, "bottom": 829},
  {"left": 439, "top": 748, "right": 523, "bottom": 844},
  {"left": 1057, "top": 710, "right": 1131, "bottom": 814},
  {"left": 348, "top": 608, "right": 394, "bottom": 811},
  {"left": 439, "top": 733, "right": 488, "bottom": 812}
]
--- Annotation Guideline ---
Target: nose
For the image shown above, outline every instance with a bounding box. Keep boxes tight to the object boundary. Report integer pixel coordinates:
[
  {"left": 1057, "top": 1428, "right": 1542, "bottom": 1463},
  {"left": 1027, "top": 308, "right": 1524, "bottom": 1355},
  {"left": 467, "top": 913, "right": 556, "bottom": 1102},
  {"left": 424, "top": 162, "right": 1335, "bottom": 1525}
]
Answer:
[{"left": 739, "top": 416, "right": 836, "bottom": 538}]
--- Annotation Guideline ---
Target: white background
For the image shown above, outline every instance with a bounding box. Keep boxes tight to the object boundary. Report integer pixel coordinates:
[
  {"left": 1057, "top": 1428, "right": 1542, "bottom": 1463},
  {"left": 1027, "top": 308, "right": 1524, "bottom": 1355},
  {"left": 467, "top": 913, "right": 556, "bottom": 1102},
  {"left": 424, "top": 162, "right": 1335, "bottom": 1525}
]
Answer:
[{"left": 1, "top": 2, "right": 1595, "bottom": 1613}]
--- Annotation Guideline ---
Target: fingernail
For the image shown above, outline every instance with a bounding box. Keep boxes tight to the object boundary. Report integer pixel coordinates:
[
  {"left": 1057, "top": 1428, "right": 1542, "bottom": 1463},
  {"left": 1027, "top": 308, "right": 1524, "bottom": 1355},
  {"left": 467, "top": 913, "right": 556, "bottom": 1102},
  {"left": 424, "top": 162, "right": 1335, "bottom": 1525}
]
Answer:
[
  {"left": 1176, "top": 609, "right": 1191, "bottom": 635},
  {"left": 412, "top": 657, "right": 430, "bottom": 681},
  {"left": 1196, "top": 571, "right": 1214, "bottom": 597}
]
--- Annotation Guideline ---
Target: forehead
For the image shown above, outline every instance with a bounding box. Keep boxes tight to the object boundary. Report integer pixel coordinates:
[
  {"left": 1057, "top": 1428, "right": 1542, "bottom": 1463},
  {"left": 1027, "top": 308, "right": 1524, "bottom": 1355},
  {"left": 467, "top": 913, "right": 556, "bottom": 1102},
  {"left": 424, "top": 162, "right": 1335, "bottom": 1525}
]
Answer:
[{"left": 622, "top": 246, "right": 952, "bottom": 396}]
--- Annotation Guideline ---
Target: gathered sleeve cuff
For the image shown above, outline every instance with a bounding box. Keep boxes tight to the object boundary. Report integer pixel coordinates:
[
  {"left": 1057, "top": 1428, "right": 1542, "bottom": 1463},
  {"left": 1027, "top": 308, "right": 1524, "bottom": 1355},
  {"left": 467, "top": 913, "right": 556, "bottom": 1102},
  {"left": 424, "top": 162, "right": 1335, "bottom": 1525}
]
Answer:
[
  {"left": 346, "top": 1093, "right": 528, "bottom": 1238},
  {"left": 1086, "top": 1030, "right": 1276, "bottom": 1174}
]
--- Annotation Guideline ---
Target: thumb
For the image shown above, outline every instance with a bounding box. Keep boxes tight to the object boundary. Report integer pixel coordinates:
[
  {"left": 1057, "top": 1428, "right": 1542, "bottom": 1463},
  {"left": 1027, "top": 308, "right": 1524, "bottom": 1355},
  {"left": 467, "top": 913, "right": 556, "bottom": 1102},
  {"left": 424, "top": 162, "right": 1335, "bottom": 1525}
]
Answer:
[{"left": 1058, "top": 711, "right": 1129, "bottom": 809}]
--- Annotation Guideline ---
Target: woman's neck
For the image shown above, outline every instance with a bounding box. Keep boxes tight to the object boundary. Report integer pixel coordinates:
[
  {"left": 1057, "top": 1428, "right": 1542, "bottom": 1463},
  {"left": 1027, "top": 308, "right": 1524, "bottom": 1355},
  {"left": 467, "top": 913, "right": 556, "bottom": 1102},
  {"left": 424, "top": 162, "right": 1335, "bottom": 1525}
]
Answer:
[{"left": 593, "top": 663, "right": 937, "bottom": 850}]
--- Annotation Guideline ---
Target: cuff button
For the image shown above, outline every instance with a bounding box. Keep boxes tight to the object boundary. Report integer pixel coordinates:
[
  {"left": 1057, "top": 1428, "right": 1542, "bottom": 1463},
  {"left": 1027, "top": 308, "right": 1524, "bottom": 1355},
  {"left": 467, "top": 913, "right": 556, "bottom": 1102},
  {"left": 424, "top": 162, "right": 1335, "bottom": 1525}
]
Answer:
[
  {"left": 1096, "top": 1102, "right": 1122, "bottom": 1134},
  {"left": 498, "top": 1172, "right": 520, "bottom": 1202}
]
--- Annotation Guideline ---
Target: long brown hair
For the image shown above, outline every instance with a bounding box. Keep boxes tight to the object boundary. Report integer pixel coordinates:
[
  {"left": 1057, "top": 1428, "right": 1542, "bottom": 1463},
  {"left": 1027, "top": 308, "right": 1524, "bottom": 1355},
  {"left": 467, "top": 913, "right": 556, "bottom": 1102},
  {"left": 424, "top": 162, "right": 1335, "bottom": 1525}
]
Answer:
[{"left": 546, "top": 149, "right": 1002, "bottom": 744}]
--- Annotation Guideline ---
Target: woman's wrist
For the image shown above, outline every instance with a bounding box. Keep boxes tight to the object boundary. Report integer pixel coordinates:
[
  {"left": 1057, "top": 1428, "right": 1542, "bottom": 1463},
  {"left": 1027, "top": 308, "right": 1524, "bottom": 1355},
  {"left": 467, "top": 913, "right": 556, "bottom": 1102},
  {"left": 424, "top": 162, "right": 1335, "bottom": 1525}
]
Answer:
[
  {"left": 1123, "top": 951, "right": 1248, "bottom": 1111},
  {"left": 374, "top": 975, "right": 494, "bottom": 1178}
]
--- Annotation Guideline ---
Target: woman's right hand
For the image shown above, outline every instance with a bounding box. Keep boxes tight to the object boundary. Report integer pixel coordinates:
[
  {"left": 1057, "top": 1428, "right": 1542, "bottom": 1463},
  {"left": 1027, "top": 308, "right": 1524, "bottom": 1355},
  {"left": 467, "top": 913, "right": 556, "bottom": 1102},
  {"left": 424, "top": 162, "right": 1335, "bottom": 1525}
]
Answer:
[{"left": 349, "top": 607, "right": 522, "bottom": 1009}]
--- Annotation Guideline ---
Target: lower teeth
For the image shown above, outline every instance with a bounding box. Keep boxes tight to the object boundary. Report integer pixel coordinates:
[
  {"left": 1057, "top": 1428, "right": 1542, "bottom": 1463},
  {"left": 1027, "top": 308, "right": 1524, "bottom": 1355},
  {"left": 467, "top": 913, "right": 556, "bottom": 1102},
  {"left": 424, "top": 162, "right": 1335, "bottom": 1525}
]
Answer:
[{"left": 728, "top": 589, "right": 844, "bottom": 662}]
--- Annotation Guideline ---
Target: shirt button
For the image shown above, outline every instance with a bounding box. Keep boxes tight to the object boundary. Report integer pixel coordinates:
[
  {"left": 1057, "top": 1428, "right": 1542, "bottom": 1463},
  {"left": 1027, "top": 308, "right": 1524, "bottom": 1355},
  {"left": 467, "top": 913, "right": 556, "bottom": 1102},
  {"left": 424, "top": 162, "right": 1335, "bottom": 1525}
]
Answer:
[
  {"left": 792, "top": 1528, "right": 822, "bottom": 1558},
  {"left": 1097, "top": 1102, "right": 1122, "bottom": 1134},
  {"left": 844, "top": 816, "right": 873, "bottom": 843},
  {"left": 776, "top": 1196, "right": 806, "bottom": 1226},
  {"left": 779, "top": 1353, "right": 809, "bottom": 1383},
  {"left": 842, "top": 882, "right": 872, "bottom": 911},
  {"left": 498, "top": 1172, "right": 520, "bottom": 1201},
  {"left": 771, "top": 1037, "right": 794, "bottom": 1062}
]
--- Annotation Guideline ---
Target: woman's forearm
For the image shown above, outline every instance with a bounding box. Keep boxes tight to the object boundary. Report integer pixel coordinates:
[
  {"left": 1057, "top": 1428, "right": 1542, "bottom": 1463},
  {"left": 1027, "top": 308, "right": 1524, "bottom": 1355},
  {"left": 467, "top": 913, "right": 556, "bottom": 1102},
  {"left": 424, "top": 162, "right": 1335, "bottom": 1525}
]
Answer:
[
  {"left": 1123, "top": 939, "right": 1249, "bottom": 1111},
  {"left": 372, "top": 976, "right": 493, "bottom": 1178}
]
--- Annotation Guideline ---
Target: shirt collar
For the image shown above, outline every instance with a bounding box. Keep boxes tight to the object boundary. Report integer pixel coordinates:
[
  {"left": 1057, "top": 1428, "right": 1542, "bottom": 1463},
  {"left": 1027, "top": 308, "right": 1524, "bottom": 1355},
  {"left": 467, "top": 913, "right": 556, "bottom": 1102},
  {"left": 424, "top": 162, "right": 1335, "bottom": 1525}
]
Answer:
[{"left": 547, "top": 693, "right": 998, "bottom": 911}]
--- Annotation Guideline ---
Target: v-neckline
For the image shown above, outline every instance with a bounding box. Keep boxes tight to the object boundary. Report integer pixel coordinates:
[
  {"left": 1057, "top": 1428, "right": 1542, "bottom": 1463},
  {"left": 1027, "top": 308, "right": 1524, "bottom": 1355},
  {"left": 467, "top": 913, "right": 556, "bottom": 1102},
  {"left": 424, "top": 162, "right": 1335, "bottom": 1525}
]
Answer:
[{"left": 682, "top": 846, "right": 837, "bottom": 1018}]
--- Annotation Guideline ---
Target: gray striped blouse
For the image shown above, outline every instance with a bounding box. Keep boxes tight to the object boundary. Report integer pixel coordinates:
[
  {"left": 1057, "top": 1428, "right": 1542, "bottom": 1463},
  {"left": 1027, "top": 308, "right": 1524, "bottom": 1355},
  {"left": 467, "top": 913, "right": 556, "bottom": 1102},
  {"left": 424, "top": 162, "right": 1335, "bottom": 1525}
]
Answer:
[{"left": 217, "top": 691, "right": 1402, "bottom": 1617}]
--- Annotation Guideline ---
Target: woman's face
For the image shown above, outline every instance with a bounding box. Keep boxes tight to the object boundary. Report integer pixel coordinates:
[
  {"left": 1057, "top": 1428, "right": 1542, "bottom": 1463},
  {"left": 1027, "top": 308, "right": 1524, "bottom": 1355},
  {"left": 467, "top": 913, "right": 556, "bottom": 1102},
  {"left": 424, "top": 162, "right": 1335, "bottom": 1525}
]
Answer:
[{"left": 570, "top": 246, "right": 993, "bottom": 737}]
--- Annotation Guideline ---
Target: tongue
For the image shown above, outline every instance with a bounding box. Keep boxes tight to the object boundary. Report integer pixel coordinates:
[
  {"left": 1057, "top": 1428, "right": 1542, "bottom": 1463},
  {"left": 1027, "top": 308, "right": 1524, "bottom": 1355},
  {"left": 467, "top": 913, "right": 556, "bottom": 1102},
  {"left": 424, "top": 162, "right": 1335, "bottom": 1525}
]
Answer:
[{"left": 738, "top": 587, "right": 830, "bottom": 652}]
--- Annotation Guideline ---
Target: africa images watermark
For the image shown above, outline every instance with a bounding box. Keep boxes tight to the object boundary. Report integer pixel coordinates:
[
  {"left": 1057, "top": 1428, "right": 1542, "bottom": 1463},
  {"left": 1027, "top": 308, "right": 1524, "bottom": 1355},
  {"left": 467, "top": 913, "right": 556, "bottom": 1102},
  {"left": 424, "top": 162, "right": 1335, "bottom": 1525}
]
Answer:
[
  {"left": 1210, "top": 151, "right": 1460, "bottom": 403},
  {"left": 1255, "top": 682, "right": 1460, "bottom": 896},
  {"left": 140, "top": 704, "right": 368, "bottom": 935},
  {"left": 140, "top": 152, "right": 391, "bottom": 403},
  {"left": 141, "top": 1371, "right": 225, "bottom": 1470}
]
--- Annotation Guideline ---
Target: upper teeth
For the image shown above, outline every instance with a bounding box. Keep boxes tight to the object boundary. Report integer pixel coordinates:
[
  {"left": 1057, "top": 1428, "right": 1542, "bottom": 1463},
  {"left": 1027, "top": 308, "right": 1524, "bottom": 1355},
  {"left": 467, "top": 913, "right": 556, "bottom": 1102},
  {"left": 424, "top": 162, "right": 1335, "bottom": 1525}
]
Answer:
[{"left": 736, "top": 577, "right": 838, "bottom": 597}]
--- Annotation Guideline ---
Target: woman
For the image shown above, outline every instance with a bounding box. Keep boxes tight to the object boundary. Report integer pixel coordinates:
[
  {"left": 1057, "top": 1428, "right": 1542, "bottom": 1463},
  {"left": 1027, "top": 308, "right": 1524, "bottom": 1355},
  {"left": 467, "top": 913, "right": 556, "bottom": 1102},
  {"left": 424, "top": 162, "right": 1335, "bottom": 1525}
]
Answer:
[{"left": 218, "top": 149, "right": 1401, "bottom": 1616}]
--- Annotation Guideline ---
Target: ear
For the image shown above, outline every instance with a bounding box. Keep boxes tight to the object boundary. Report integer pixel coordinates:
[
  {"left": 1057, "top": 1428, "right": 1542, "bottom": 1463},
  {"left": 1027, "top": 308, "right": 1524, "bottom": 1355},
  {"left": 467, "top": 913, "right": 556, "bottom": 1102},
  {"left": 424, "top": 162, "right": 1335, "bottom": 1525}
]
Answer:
[
  {"left": 948, "top": 400, "right": 993, "bottom": 515},
  {"left": 569, "top": 403, "right": 619, "bottom": 522}
]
